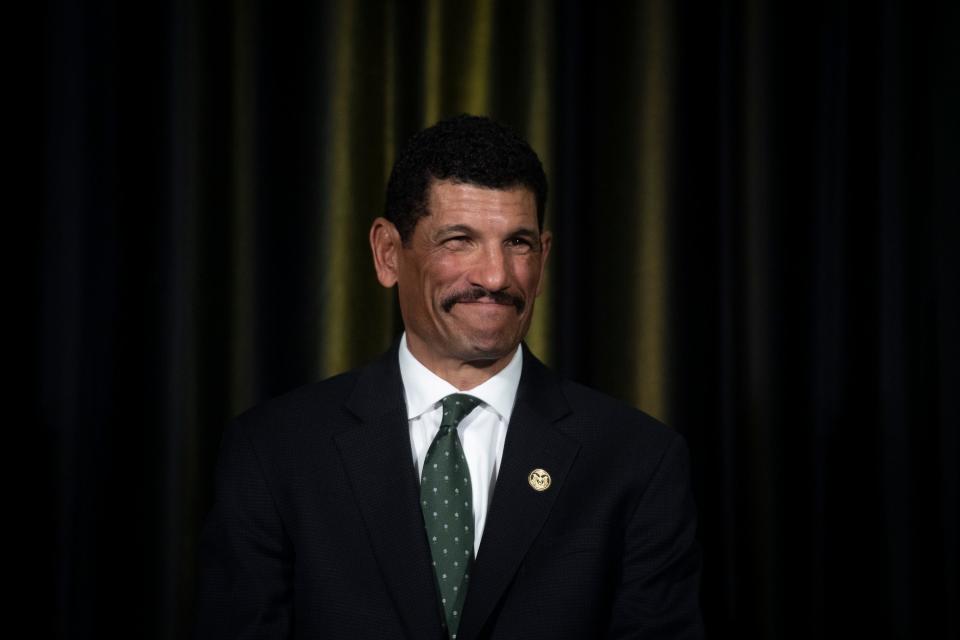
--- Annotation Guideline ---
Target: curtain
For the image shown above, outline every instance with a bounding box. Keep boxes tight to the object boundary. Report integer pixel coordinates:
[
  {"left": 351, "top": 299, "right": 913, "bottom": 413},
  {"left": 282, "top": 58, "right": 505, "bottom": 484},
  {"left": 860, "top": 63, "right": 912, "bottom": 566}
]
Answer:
[{"left": 42, "top": 0, "right": 958, "bottom": 637}]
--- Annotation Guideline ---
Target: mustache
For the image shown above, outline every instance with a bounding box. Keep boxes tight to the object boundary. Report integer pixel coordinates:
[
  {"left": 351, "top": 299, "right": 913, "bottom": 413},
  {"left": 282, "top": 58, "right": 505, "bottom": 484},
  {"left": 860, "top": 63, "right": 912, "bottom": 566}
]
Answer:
[{"left": 441, "top": 287, "right": 526, "bottom": 313}]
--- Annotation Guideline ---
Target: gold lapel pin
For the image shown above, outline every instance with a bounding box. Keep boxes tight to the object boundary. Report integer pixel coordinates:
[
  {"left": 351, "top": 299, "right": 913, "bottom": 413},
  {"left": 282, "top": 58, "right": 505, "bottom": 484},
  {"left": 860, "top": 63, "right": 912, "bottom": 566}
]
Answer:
[{"left": 528, "top": 468, "right": 551, "bottom": 492}]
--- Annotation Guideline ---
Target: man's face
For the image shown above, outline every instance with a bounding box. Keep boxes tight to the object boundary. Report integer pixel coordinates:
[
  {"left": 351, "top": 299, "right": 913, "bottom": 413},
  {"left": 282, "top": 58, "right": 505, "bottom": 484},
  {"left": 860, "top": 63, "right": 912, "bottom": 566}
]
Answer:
[{"left": 385, "top": 180, "right": 551, "bottom": 370}]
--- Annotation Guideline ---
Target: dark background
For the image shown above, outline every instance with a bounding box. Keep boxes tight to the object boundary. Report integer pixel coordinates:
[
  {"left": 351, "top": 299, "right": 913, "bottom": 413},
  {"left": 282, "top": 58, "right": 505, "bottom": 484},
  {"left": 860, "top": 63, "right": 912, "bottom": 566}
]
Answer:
[{"left": 41, "top": 1, "right": 958, "bottom": 638}]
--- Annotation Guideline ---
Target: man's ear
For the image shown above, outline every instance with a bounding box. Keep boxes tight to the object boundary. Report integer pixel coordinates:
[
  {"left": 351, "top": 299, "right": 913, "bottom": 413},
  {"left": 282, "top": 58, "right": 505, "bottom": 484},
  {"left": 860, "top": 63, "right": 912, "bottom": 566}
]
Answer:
[
  {"left": 535, "top": 229, "right": 552, "bottom": 297},
  {"left": 370, "top": 217, "right": 402, "bottom": 288}
]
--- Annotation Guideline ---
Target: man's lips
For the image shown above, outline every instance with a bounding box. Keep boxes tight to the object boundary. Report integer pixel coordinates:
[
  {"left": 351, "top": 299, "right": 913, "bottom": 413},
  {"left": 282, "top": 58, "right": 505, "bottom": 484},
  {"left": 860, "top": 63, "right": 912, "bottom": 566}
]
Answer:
[{"left": 459, "top": 297, "right": 511, "bottom": 304}]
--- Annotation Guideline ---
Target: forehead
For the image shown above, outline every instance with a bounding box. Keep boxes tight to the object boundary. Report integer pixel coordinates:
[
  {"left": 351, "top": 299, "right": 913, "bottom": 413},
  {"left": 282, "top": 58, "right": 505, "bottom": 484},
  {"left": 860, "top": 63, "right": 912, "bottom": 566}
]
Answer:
[{"left": 423, "top": 180, "right": 538, "bottom": 228}]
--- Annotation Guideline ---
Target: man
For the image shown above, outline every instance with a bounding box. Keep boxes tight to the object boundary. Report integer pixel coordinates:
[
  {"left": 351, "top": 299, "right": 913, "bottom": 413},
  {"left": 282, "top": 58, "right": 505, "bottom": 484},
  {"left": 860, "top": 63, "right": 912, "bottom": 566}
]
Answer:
[{"left": 196, "top": 114, "right": 702, "bottom": 639}]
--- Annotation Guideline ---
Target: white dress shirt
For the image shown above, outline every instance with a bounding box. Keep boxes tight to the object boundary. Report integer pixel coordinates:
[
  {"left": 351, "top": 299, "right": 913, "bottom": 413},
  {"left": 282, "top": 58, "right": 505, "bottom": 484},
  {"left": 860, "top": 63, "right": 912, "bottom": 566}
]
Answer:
[{"left": 398, "top": 333, "right": 522, "bottom": 555}]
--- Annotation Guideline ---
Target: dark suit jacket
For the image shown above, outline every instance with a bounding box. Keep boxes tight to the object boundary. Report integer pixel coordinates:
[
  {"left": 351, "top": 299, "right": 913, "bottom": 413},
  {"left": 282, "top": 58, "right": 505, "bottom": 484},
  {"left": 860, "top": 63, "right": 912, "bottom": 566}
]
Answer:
[{"left": 195, "top": 344, "right": 702, "bottom": 639}]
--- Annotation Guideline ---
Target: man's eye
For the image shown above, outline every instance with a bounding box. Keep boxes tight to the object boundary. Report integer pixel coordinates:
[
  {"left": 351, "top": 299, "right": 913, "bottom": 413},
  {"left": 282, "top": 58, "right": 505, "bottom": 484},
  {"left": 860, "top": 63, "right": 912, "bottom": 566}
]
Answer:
[
  {"left": 443, "top": 236, "right": 471, "bottom": 246},
  {"left": 507, "top": 238, "right": 534, "bottom": 250}
]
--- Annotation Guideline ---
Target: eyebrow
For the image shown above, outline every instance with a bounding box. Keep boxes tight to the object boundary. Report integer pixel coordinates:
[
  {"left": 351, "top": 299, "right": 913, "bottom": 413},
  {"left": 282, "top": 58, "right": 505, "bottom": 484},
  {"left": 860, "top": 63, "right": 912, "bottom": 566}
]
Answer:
[
  {"left": 433, "top": 224, "right": 541, "bottom": 239},
  {"left": 509, "top": 227, "right": 540, "bottom": 240},
  {"left": 434, "top": 224, "right": 477, "bottom": 239}
]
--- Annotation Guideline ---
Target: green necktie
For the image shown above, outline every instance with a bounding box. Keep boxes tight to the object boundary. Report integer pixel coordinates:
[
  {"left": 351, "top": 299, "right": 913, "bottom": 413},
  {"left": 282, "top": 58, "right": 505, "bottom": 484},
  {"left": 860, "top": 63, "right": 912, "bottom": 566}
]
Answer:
[{"left": 420, "top": 393, "right": 482, "bottom": 639}]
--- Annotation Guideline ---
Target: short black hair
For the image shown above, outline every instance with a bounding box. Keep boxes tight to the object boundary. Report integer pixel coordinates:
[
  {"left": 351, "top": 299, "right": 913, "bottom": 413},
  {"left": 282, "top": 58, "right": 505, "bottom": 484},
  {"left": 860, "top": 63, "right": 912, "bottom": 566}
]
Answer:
[{"left": 384, "top": 114, "right": 548, "bottom": 243}]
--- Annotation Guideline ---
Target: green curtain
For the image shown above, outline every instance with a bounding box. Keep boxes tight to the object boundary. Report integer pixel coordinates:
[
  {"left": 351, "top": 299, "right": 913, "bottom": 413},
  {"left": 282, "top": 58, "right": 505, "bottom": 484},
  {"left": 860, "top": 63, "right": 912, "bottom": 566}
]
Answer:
[
  {"left": 218, "top": 0, "right": 677, "bottom": 417},
  {"left": 42, "top": 1, "right": 958, "bottom": 638}
]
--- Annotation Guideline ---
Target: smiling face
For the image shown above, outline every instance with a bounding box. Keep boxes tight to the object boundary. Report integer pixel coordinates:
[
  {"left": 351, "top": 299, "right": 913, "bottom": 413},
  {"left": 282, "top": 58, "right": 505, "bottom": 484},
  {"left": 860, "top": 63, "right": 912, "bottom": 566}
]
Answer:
[{"left": 370, "top": 180, "right": 552, "bottom": 384}]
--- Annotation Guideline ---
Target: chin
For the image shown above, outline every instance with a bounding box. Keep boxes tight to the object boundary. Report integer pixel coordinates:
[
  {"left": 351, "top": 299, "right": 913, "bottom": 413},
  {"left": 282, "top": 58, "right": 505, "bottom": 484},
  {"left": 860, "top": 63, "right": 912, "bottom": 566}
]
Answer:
[{"left": 457, "top": 330, "right": 521, "bottom": 362}]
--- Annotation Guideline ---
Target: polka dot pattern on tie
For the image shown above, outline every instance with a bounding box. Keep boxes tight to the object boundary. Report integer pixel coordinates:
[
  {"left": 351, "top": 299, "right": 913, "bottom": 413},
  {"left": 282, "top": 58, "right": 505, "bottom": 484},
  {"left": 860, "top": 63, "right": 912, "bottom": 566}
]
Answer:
[{"left": 420, "top": 393, "right": 481, "bottom": 639}]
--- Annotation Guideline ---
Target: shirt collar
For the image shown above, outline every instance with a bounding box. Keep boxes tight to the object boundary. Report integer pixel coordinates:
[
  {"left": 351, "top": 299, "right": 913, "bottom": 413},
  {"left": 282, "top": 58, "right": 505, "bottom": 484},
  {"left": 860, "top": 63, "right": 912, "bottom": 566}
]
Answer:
[{"left": 398, "top": 332, "right": 523, "bottom": 424}]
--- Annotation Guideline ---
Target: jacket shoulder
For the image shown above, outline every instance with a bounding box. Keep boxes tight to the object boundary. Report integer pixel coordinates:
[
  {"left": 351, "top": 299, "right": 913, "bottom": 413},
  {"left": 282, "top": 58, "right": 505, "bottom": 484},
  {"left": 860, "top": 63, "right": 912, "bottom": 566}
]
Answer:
[
  {"left": 232, "top": 368, "right": 362, "bottom": 442},
  {"left": 556, "top": 377, "right": 682, "bottom": 451}
]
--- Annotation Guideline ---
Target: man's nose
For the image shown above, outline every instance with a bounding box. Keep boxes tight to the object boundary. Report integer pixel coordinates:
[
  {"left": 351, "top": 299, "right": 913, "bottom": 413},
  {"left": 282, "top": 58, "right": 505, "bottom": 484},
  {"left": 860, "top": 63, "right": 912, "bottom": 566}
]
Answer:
[{"left": 468, "top": 244, "right": 510, "bottom": 292}]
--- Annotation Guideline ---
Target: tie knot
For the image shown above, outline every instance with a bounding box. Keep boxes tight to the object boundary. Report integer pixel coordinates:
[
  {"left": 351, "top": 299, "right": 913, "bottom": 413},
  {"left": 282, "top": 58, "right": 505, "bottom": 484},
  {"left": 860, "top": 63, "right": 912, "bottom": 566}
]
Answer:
[{"left": 440, "top": 393, "right": 482, "bottom": 428}]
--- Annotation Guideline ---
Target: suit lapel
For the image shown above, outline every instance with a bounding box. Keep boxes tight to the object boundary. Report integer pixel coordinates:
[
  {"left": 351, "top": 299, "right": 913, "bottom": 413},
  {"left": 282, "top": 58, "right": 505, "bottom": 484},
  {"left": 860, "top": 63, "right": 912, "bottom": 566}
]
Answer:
[
  {"left": 457, "top": 349, "right": 580, "bottom": 640},
  {"left": 334, "top": 347, "right": 446, "bottom": 640}
]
